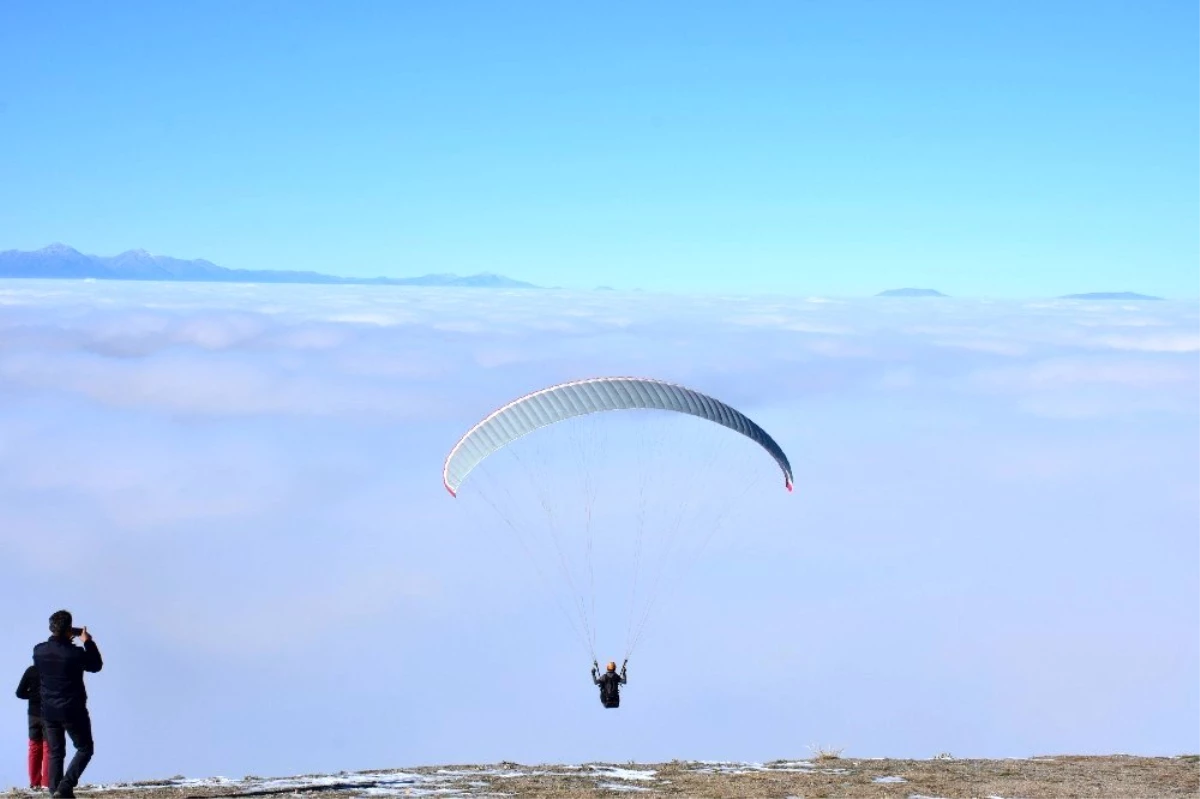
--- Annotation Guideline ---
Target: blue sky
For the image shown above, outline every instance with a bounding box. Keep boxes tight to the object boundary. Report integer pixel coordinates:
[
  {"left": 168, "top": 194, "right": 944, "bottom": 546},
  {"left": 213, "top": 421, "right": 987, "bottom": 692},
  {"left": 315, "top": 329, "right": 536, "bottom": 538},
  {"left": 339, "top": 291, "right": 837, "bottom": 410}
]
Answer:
[
  {"left": 1, "top": 282, "right": 1197, "bottom": 784},
  {"left": 1, "top": 1, "right": 1198, "bottom": 787},
  {"left": 1, "top": 1, "right": 1196, "bottom": 296}
]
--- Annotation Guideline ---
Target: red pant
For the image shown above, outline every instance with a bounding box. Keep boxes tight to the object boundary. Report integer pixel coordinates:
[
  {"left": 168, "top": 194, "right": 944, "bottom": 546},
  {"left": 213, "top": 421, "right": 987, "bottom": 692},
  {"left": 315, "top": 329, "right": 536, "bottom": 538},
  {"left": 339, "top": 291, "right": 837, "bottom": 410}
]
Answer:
[{"left": 28, "top": 737, "right": 50, "bottom": 788}]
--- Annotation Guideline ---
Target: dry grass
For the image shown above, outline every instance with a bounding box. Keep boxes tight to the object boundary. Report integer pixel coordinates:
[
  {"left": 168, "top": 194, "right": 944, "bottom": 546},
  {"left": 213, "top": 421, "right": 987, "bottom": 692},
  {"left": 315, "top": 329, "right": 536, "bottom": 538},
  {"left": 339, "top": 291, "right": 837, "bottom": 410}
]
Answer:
[
  {"left": 491, "top": 755, "right": 1182, "bottom": 799},
  {"left": 807, "top": 743, "right": 845, "bottom": 761},
  {"left": 6, "top": 754, "right": 1196, "bottom": 799}
]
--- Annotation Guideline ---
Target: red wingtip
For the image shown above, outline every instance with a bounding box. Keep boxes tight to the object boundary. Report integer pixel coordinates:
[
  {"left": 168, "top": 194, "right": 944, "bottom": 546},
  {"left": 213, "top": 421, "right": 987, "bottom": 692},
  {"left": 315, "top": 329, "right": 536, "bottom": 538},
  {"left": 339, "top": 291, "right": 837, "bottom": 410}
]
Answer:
[
  {"left": 785, "top": 480, "right": 794, "bottom": 493},
  {"left": 444, "top": 484, "right": 457, "bottom": 498}
]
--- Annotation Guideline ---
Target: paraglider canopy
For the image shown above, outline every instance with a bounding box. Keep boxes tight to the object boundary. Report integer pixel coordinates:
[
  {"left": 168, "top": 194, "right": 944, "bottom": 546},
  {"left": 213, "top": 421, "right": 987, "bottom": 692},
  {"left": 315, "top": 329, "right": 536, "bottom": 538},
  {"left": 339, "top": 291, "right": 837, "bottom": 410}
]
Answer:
[{"left": 443, "top": 376, "right": 794, "bottom": 497}]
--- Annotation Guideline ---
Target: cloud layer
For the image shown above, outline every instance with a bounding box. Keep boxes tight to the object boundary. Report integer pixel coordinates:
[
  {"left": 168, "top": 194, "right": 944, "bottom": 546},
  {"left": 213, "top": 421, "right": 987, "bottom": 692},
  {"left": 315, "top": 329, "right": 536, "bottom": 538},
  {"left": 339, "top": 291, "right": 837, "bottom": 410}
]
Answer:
[{"left": 1, "top": 280, "right": 1196, "bottom": 784}]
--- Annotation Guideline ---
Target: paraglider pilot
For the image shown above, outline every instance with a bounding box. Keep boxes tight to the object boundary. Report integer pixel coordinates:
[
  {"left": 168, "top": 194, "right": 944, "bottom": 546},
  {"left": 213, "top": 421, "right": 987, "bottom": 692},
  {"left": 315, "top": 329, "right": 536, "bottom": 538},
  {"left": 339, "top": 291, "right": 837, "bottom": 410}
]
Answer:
[{"left": 591, "top": 660, "right": 627, "bottom": 708}]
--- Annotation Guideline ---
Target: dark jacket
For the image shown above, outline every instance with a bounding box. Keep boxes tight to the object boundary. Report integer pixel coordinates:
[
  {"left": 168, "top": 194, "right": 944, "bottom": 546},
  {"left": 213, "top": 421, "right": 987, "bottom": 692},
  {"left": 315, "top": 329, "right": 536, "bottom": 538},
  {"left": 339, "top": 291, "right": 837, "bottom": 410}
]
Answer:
[
  {"left": 32, "top": 636, "right": 102, "bottom": 721},
  {"left": 593, "top": 668, "right": 627, "bottom": 708},
  {"left": 16, "top": 665, "right": 41, "bottom": 717}
]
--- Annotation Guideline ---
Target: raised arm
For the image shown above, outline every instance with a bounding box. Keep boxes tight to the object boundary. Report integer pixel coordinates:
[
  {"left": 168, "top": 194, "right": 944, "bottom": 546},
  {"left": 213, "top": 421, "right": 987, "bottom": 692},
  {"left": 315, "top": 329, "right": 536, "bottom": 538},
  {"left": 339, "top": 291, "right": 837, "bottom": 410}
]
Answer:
[{"left": 80, "top": 634, "right": 103, "bottom": 673}]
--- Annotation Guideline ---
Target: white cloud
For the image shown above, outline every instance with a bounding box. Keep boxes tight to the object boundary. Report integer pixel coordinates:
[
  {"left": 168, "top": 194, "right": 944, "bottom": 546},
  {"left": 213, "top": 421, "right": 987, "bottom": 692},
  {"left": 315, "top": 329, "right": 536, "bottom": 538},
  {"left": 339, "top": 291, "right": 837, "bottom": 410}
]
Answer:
[
  {"left": 0, "top": 283, "right": 1193, "bottom": 421},
  {"left": 0, "top": 279, "right": 1194, "bottom": 781},
  {"left": 931, "top": 338, "right": 1030, "bottom": 356},
  {"left": 130, "top": 565, "right": 440, "bottom": 658},
  {"left": 970, "top": 358, "right": 1195, "bottom": 391},
  {"left": 1093, "top": 333, "right": 1200, "bottom": 353}
]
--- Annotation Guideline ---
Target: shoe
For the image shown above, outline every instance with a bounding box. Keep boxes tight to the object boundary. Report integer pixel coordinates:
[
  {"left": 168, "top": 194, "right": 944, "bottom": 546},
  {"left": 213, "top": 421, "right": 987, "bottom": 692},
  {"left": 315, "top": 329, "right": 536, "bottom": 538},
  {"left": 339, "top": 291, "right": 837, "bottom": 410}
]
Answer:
[{"left": 52, "top": 789, "right": 75, "bottom": 798}]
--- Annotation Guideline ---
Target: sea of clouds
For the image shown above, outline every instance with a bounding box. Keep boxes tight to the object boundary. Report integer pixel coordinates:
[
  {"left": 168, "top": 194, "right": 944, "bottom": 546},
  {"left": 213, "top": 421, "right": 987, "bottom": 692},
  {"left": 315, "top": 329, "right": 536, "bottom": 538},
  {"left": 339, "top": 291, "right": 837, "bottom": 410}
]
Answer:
[{"left": 1, "top": 280, "right": 1196, "bottom": 785}]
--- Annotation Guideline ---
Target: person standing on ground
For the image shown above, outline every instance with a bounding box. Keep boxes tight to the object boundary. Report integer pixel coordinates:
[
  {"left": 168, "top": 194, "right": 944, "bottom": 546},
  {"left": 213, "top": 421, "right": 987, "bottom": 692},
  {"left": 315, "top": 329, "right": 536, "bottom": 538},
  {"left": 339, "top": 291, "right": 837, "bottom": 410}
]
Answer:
[
  {"left": 16, "top": 663, "right": 50, "bottom": 790},
  {"left": 33, "top": 610, "right": 102, "bottom": 799}
]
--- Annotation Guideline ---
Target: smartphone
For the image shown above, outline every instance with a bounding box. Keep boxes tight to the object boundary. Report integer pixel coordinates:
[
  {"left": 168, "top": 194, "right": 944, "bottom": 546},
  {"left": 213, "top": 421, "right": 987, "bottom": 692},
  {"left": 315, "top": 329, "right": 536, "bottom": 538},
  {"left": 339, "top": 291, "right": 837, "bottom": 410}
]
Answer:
[{"left": 70, "top": 627, "right": 83, "bottom": 637}]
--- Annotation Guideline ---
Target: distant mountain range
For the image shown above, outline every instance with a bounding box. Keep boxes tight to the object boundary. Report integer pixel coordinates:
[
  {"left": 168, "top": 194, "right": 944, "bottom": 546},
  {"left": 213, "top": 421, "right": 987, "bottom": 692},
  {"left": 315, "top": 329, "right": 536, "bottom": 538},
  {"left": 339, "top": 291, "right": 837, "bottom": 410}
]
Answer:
[
  {"left": 1057, "top": 292, "right": 1162, "bottom": 301},
  {"left": 0, "top": 248, "right": 1175, "bottom": 299},
  {"left": 877, "top": 288, "right": 947, "bottom": 297},
  {"left": 0, "top": 244, "right": 539, "bottom": 288}
]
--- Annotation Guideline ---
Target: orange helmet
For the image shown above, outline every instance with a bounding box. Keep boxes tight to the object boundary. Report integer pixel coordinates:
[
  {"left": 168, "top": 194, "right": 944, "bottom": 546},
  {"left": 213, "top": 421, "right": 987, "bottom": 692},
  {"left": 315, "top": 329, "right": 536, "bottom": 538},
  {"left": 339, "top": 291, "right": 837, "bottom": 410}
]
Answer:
[{"left": 606, "top": 661, "right": 617, "bottom": 672}]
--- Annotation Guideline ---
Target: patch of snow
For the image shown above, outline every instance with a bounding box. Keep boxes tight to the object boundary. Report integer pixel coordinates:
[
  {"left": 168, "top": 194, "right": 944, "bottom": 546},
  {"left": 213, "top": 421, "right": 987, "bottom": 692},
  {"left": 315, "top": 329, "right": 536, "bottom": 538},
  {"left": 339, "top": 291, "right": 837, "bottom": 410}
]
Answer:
[
  {"left": 768, "top": 760, "right": 815, "bottom": 769},
  {"left": 88, "top": 776, "right": 241, "bottom": 791},
  {"left": 596, "top": 782, "right": 653, "bottom": 792},
  {"left": 687, "top": 761, "right": 756, "bottom": 774},
  {"left": 88, "top": 770, "right": 482, "bottom": 798},
  {"left": 874, "top": 775, "right": 907, "bottom": 783},
  {"left": 253, "top": 771, "right": 431, "bottom": 791},
  {"left": 359, "top": 788, "right": 461, "bottom": 797},
  {"left": 686, "top": 760, "right": 814, "bottom": 775},
  {"left": 588, "top": 766, "right": 656, "bottom": 780}
]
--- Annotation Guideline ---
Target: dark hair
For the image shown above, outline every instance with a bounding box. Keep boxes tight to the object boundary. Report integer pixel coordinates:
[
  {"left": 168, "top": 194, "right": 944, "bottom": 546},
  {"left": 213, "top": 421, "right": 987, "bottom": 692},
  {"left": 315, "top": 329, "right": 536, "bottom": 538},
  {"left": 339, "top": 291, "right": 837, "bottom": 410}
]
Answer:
[{"left": 49, "top": 610, "right": 73, "bottom": 638}]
